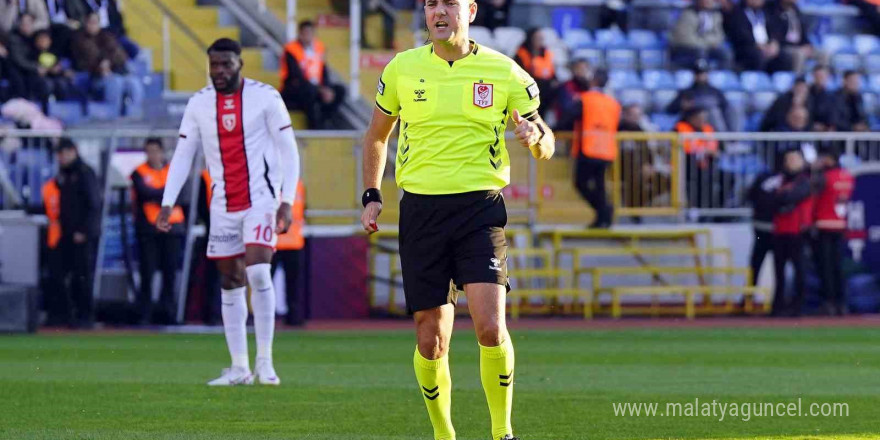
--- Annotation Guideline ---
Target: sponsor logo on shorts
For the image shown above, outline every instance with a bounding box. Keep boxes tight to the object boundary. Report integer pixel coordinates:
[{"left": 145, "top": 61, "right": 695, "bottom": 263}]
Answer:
[
  {"left": 209, "top": 233, "right": 240, "bottom": 243},
  {"left": 489, "top": 257, "right": 502, "bottom": 272}
]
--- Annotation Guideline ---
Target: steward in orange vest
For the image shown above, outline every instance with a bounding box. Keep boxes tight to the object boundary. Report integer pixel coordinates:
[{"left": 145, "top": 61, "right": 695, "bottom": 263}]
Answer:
[
  {"left": 272, "top": 181, "right": 307, "bottom": 325},
  {"left": 275, "top": 181, "right": 306, "bottom": 252},
  {"left": 514, "top": 28, "right": 558, "bottom": 116},
  {"left": 675, "top": 107, "right": 720, "bottom": 210},
  {"left": 42, "top": 177, "right": 62, "bottom": 250},
  {"left": 130, "top": 138, "right": 185, "bottom": 325}
]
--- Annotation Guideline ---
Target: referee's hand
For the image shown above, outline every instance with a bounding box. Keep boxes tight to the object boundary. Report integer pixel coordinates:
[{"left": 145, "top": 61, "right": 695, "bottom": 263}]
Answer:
[
  {"left": 361, "top": 201, "right": 382, "bottom": 234},
  {"left": 512, "top": 110, "right": 541, "bottom": 151}
]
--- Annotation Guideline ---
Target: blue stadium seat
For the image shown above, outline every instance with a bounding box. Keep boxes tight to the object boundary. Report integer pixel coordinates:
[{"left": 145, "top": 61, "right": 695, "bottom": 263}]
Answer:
[
  {"left": 745, "top": 112, "right": 764, "bottom": 132},
  {"left": 552, "top": 7, "right": 584, "bottom": 39},
  {"left": 869, "top": 74, "right": 880, "bottom": 92},
  {"left": 740, "top": 71, "right": 773, "bottom": 91},
  {"left": 642, "top": 69, "right": 676, "bottom": 90},
  {"left": 608, "top": 70, "right": 642, "bottom": 89},
  {"left": 571, "top": 48, "right": 603, "bottom": 66},
  {"left": 48, "top": 100, "right": 85, "bottom": 126},
  {"left": 854, "top": 34, "right": 880, "bottom": 55},
  {"left": 627, "top": 30, "right": 661, "bottom": 49},
  {"left": 639, "top": 49, "right": 666, "bottom": 70},
  {"left": 562, "top": 28, "right": 592, "bottom": 50},
  {"left": 594, "top": 28, "right": 627, "bottom": 48},
  {"left": 865, "top": 54, "right": 880, "bottom": 74},
  {"left": 651, "top": 89, "right": 678, "bottom": 112},
  {"left": 863, "top": 92, "right": 878, "bottom": 115},
  {"left": 606, "top": 48, "right": 638, "bottom": 70},
  {"left": 831, "top": 53, "right": 862, "bottom": 71},
  {"left": 87, "top": 101, "right": 120, "bottom": 120},
  {"left": 750, "top": 91, "right": 778, "bottom": 113},
  {"left": 143, "top": 73, "right": 164, "bottom": 99},
  {"left": 822, "top": 34, "right": 856, "bottom": 55},
  {"left": 675, "top": 69, "right": 694, "bottom": 89},
  {"left": 772, "top": 71, "right": 796, "bottom": 93},
  {"left": 708, "top": 70, "right": 741, "bottom": 90},
  {"left": 617, "top": 88, "right": 650, "bottom": 107},
  {"left": 128, "top": 59, "right": 149, "bottom": 77},
  {"left": 724, "top": 91, "right": 747, "bottom": 110},
  {"left": 651, "top": 112, "right": 679, "bottom": 131}
]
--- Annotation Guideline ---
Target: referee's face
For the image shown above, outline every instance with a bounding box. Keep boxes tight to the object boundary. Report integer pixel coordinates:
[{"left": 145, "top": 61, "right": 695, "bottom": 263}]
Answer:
[{"left": 425, "top": 0, "right": 477, "bottom": 43}]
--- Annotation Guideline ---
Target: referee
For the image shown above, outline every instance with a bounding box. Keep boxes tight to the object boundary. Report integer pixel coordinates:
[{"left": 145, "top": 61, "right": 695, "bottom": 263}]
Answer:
[{"left": 360, "top": 1, "right": 554, "bottom": 438}]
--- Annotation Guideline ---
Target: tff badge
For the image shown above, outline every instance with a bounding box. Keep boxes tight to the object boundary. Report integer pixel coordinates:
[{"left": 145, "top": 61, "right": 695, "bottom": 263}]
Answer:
[{"left": 473, "top": 83, "right": 493, "bottom": 108}]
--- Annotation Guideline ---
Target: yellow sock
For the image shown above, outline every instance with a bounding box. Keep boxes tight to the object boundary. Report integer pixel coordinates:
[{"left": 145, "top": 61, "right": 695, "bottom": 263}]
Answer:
[
  {"left": 479, "top": 339, "right": 515, "bottom": 440},
  {"left": 413, "top": 347, "right": 455, "bottom": 440}
]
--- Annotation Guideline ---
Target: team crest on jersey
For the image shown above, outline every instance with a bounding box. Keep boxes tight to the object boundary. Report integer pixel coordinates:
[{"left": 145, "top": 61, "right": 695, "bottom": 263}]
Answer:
[
  {"left": 222, "top": 113, "right": 236, "bottom": 132},
  {"left": 473, "top": 83, "right": 493, "bottom": 108}
]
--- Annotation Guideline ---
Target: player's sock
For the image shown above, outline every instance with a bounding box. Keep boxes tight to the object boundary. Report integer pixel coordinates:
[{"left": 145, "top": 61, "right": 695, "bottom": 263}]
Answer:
[
  {"left": 479, "top": 338, "right": 515, "bottom": 440},
  {"left": 220, "top": 286, "right": 249, "bottom": 370},
  {"left": 246, "top": 263, "right": 275, "bottom": 361},
  {"left": 413, "top": 347, "right": 455, "bottom": 440}
]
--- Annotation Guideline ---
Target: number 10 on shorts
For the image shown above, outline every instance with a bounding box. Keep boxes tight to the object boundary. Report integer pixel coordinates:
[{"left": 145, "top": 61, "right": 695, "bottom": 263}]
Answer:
[{"left": 253, "top": 224, "right": 274, "bottom": 243}]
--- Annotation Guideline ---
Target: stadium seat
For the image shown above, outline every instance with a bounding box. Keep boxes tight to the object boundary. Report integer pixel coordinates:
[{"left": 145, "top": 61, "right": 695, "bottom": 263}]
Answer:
[
  {"left": 864, "top": 54, "right": 880, "bottom": 74},
  {"left": 708, "top": 70, "right": 741, "bottom": 90},
  {"left": 606, "top": 48, "right": 638, "bottom": 70},
  {"left": 128, "top": 59, "right": 149, "bottom": 77},
  {"left": 750, "top": 91, "right": 778, "bottom": 113},
  {"left": 854, "top": 34, "right": 880, "bottom": 55},
  {"left": 556, "top": 66, "right": 572, "bottom": 83},
  {"left": 724, "top": 91, "right": 747, "bottom": 110},
  {"left": 831, "top": 53, "right": 862, "bottom": 71},
  {"left": 48, "top": 100, "right": 85, "bottom": 126},
  {"left": 494, "top": 27, "right": 526, "bottom": 57},
  {"left": 572, "top": 48, "right": 603, "bottom": 66},
  {"left": 822, "top": 34, "right": 855, "bottom": 55},
  {"left": 540, "top": 27, "right": 562, "bottom": 46},
  {"left": 617, "top": 88, "right": 650, "bottom": 107},
  {"left": 552, "top": 45, "right": 570, "bottom": 68},
  {"left": 675, "top": 69, "right": 694, "bottom": 89},
  {"left": 651, "top": 112, "right": 679, "bottom": 131},
  {"left": 869, "top": 74, "right": 880, "bottom": 92},
  {"left": 594, "top": 28, "right": 627, "bottom": 48},
  {"left": 651, "top": 89, "right": 678, "bottom": 112},
  {"left": 740, "top": 71, "right": 773, "bottom": 91},
  {"left": 87, "top": 101, "right": 120, "bottom": 120},
  {"left": 551, "top": 7, "right": 584, "bottom": 39},
  {"left": 142, "top": 73, "right": 164, "bottom": 99},
  {"left": 862, "top": 92, "right": 878, "bottom": 115},
  {"left": 745, "top": 112, "right": 764, "bottom": 131},
  {"left": 608, "top": 70, "right": 642, "bottom": 89},
  {"left": 469, "top": 26, "right": 495, "bottom": 48},
  {"left": 639, "top": 48, "right": 666, "bottom": 70},
  {"left": 642, "top": 69, "right": 676, "bottom": 90},
  {"left": 627, "top": 29, "right": 661, "bottom": 49},
  {"left": 562, "top": 28, "right": 592, "bottom": 50},
  {"left": 772, "top": 71, "right": 796, "bottom": 93}
]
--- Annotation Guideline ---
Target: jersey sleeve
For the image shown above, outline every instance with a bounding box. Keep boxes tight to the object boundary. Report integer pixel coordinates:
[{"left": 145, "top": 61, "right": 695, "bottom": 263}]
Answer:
[
  {"left": 162, "top": 97, "right": 201, "bottom": 207},
  {"left": 266, "top": 89, "right": 301, "bottom": 205},
  {"left": 375, "top": 56, "right": 400, "bottom": 117},
  {"left": 507, "top": 63, "right": 541, "bottom": 122}
]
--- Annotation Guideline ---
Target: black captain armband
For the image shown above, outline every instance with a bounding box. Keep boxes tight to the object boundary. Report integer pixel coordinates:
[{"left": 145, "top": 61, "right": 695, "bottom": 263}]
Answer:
[{"left": 362, "top": 188, "right": 383, "bottom": 207}]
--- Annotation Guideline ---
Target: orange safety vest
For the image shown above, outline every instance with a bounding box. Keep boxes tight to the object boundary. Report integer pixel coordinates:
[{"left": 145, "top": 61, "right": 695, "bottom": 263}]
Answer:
[
  {"left": 516, "top": 47, "right": 555, "bottom": 81},
  {"left": 132, "top": 163, "right": 185, "bottom": 225},
  {"left": 202, "top": 169, "right": 212, "bottom": 209},
  {"left": 280, "top": 40, "right": 326, "bottom": 87},
  {"left": 276, "top": 181, "right": 306, "bottom": 251},
  {"left": 675, "top": 121, "right": 718, "bottom": 154},
  {"left": 41, "top": 178, "right": 61, "bottom": 249},
  {"left": 573, "top": 90, "right": 621, "bottom": 161}
]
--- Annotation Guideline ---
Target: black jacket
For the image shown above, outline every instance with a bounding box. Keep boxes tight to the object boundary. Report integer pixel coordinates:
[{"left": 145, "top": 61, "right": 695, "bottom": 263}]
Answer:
[
  {"left": 832, "top": 91, "right": 867, "bottom": 131},
  {"left": 725, "top": 6, "right": 773, "bottom": 60},
  {"left": 767, "top": 2, "right": 807, "bottom": 46},
  {"left": 748, "top": 171, "right": 812, "bottom": 230},
  {"left": 809, "top": 86, "right": 837, "bottom": 128},
  {"left": 57, "top": 158, "right": 101, "bottom": 241},
  {"left": 473, "top": 1, "right": 511, "bottom": 30}
]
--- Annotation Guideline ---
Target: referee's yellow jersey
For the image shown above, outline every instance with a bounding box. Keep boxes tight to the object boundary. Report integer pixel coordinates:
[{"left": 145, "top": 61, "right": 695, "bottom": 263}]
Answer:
[{"left": 375, "top": 41, "right": 541, "bottom": 195}]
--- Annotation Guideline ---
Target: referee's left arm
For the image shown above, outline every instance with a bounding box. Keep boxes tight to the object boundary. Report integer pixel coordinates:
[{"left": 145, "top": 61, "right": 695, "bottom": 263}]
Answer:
[{"left": 508, "top": 65, "right": 555, "bottom": 160}]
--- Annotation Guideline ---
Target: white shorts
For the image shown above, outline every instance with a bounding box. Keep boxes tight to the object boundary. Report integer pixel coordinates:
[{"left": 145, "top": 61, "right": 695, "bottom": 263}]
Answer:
[{"left": 207, "top": 198, "right": 279, "bottom": 259}]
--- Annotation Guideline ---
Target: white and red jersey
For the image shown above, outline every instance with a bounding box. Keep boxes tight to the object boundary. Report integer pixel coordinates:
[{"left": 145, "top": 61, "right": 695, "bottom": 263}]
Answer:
[{"left": 162, "top": 78, "right": 300, "bottom": 212}]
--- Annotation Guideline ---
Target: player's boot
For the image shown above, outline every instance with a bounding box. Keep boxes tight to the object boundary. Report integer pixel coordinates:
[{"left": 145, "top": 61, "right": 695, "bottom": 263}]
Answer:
[
  {"left": 207, "top": 367, "right": 254, "bottom": 386},
  {"left": 255, "top": 358, "right": 281, "bottom": 386},
  {"left": 499, "top": 435, "right": 519, "bottom": 440}
]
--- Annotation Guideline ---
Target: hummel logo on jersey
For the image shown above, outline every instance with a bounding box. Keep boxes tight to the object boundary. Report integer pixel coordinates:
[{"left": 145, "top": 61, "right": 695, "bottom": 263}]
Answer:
[
  {"left": 489, "top": 257, "right": 502, "bottom": 272},
  {"left": 413, "top": 89, "right": 427, "bottom": 102},
  {"left": 223, "top": 98, "right": 234, "bottom": 110},
  {"left": 222, "top": 114, "right": 236, "bottom": 131}
]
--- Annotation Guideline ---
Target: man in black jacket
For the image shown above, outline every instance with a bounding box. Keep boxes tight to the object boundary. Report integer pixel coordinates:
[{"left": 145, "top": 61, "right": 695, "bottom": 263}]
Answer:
[
  {"left": 832, "top": 71, "right": 868, "bottom": 132},
  {"left": 725, "top": 0, "right": 793, "bottom": 72},
  {"left": 808, "top": 65, "right": 836, "bottom": 131},
  {"left": 54, "top": 138, "right": 101, "bottom": 328}
]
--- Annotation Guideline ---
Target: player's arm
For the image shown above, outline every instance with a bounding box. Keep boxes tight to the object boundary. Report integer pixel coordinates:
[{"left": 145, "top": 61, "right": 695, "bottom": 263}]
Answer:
[
  {"left": 268, "top": 90, "right": 301, "bottom": 233},
  {"left": 361, "top": 57, "right": 401, "bottom": 233},
  {"left": 508, "top": 65, "right": 555, "bottom": 160},
  {"left": 157, "top": 100, "right": 201, "bottom": 232}
]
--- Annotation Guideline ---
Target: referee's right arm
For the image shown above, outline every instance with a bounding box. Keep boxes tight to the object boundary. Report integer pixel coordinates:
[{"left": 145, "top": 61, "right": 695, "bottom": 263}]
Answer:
[{"left": 361, "top": 57, "right": 401, "bottom": 233}]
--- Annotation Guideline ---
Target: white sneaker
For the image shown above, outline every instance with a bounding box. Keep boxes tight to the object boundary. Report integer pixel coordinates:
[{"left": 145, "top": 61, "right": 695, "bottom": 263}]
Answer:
[
  {"left": 207, "top": 367, "right": 254, "bottom": 386},
  {"left": 255, "top": 358, "right": 280, "bottom": 386}
]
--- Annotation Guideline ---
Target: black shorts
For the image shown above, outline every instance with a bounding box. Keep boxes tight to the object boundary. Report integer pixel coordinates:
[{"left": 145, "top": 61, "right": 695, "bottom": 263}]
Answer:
[{"left": 398, "top": 190, "right": 509, "bottom": 314}]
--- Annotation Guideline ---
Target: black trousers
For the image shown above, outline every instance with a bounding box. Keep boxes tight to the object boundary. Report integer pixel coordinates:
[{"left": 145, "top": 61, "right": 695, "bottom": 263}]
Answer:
[
  {"left": 749, "top": 229, "right": 774, "bottom": 286},
  {"left": 574, "top": 157, "right": 613, "bottom": 227},
  {"left": 57, "top": 239, "right": 96, "bottom": 325},
  {"left": 44, "top": 247, "right": 67, "bottom": 325},
  {"left": 271, "top": 249, "right": 305, "bottom": 325},
  {"left": 772, "top": 234, "right": 806, "bottom": 316},
  {"left": 136, "top": 233, "right": 182, "bottom": 324},
  {"left": 281, "top": 82, "right": 347, "bottom": 129},
  {"left": 813, "top": 230, "right": 846, "bottom": 312}
]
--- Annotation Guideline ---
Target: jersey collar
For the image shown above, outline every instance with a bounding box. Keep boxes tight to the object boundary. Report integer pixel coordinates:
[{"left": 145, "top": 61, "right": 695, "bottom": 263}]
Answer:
[{"left": 429, "top": 39, "right": 479, "bottom": 67}]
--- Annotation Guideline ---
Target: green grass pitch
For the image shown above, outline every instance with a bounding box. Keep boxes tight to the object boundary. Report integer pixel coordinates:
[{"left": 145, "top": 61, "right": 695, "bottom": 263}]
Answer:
[{"left": 1, "top": 326, "right": 879, "bottom": 440}]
